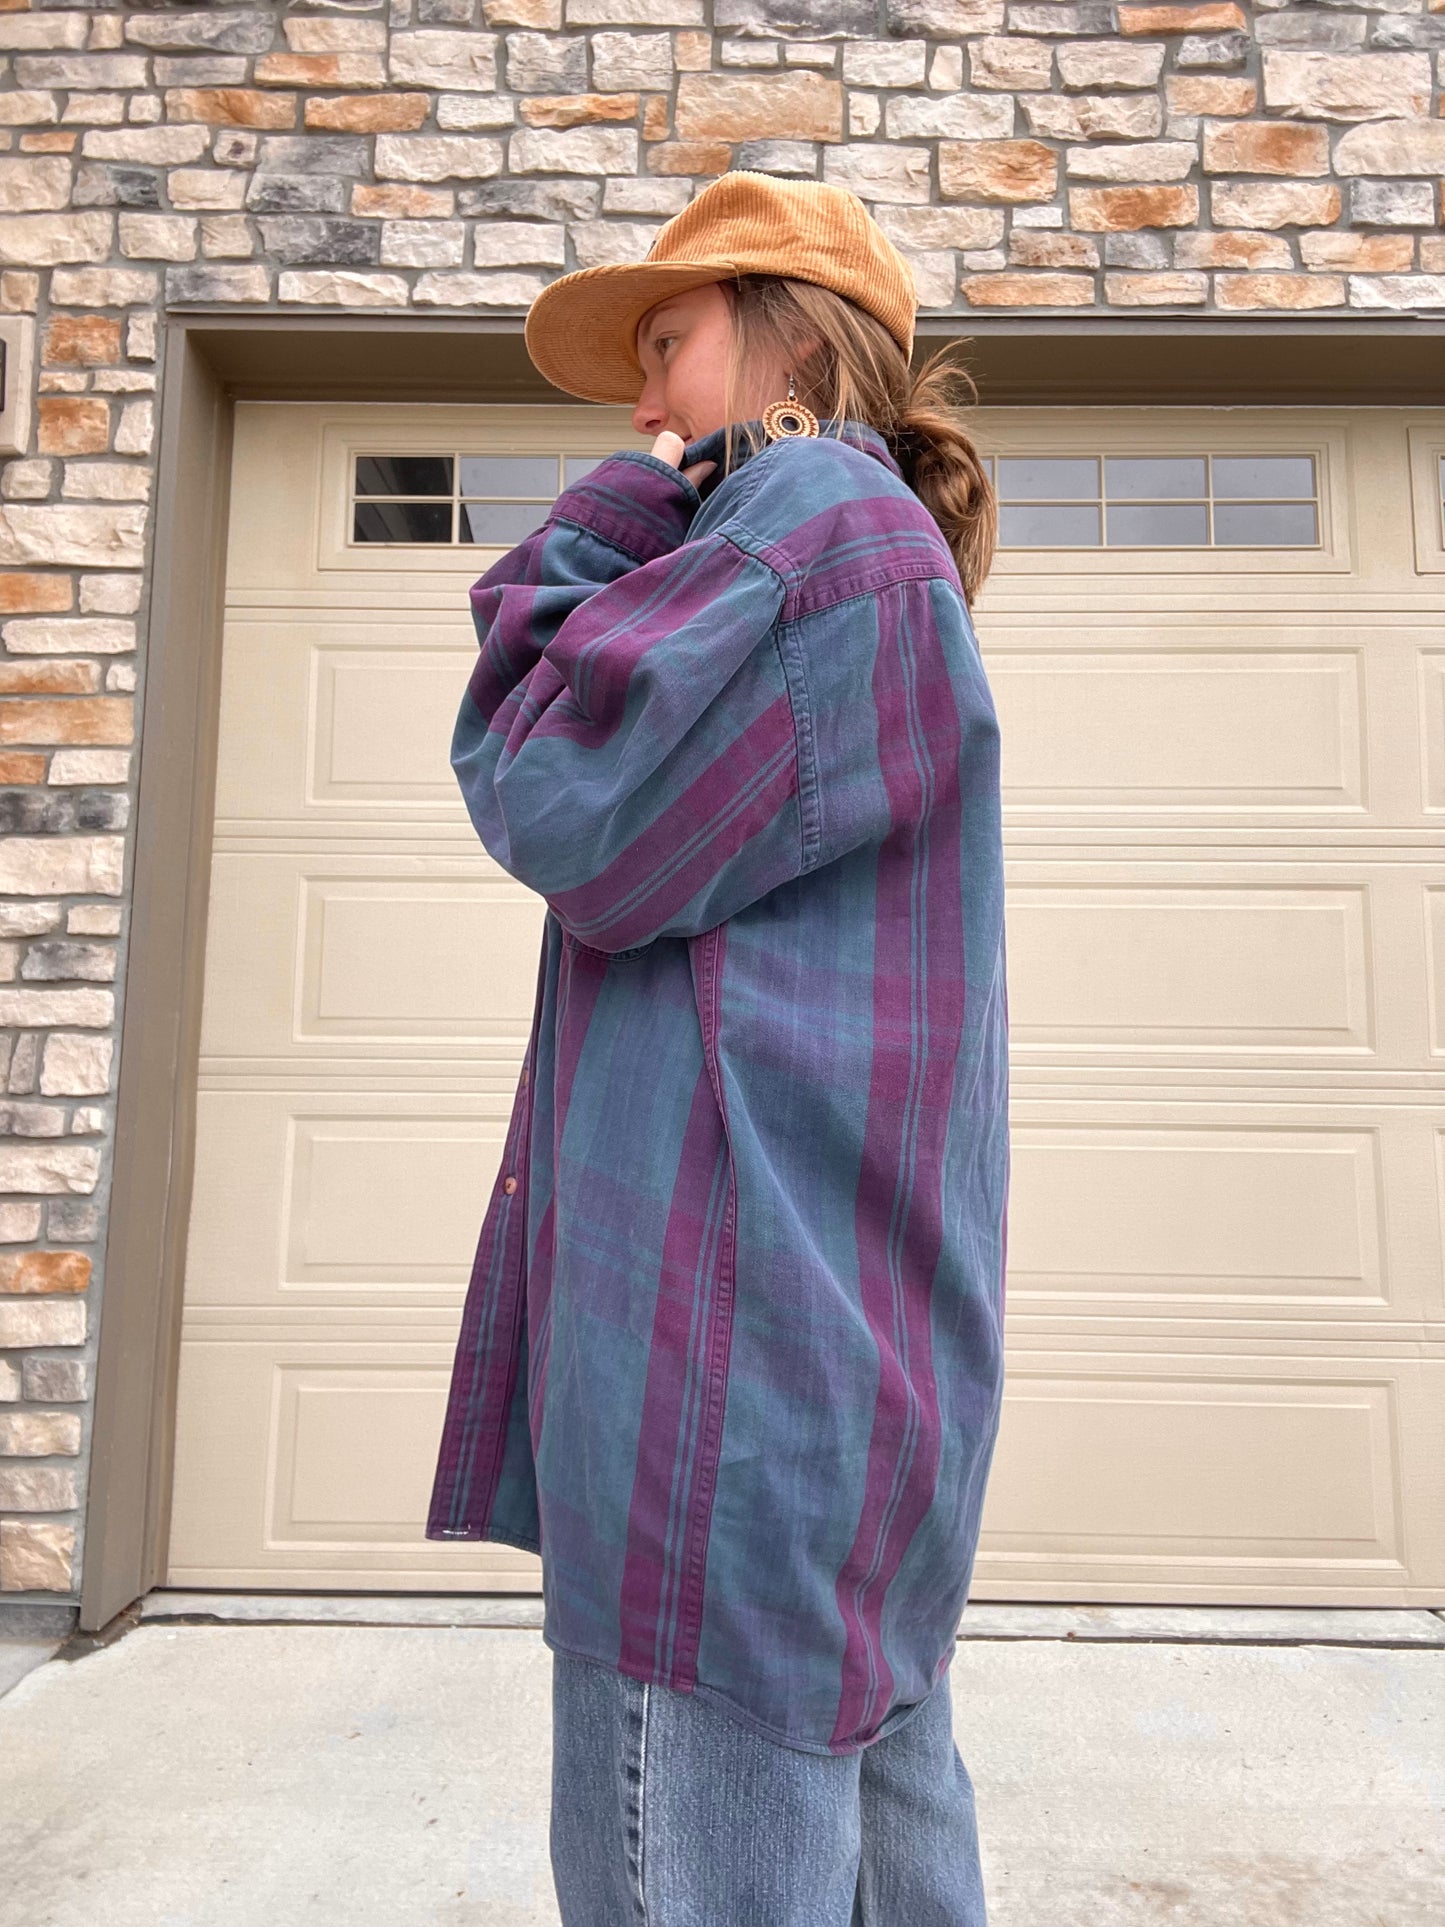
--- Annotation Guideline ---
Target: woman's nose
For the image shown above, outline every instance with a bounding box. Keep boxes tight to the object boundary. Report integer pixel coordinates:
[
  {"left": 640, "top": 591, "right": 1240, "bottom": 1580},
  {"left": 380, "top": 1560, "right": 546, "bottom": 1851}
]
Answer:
[{"left": 632, "top": 387, "right": 667, "bottom": 437}]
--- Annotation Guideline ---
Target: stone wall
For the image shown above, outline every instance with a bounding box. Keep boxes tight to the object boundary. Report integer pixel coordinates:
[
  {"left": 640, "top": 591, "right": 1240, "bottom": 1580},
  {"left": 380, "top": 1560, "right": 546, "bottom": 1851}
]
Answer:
[{"left": 0, "top": 0, "right": 1442, "bottom": 1610}]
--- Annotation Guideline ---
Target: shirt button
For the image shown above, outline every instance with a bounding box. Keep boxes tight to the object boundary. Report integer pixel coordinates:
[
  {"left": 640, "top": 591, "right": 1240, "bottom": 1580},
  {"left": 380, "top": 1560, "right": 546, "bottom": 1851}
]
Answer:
[{"left": 503, "top": 1175, "right": 517, "bottom": 1194}]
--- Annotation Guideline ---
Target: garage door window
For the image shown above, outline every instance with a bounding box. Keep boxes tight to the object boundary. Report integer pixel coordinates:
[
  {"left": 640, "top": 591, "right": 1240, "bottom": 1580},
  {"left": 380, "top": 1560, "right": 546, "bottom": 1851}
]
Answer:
[
  {"left": 992, "top": 453, "right": 1319, "bottom": 550},
  {"left": 351, "top": 452, "right": 603, "bottom": 546}
]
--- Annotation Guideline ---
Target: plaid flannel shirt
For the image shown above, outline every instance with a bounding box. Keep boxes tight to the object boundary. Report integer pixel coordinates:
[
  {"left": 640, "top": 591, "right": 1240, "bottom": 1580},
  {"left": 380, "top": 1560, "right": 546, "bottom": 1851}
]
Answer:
[{"left": 426, "top": 415, "right": 1010, "bottom": 1756}]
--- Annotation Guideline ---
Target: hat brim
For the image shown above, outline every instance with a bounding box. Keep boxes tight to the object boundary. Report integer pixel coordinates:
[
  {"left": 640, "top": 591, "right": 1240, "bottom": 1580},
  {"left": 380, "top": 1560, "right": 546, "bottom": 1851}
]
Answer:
[{"left": 523, "top": 257, "right": 744, "bottom": 405}]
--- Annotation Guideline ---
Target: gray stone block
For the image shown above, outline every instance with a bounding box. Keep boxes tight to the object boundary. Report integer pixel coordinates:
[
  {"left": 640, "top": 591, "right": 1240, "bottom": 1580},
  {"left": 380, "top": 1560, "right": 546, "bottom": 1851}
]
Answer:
[
  {"left": 257, "top": 135, "right": 368, "bottom": 177},
  {"left": 734, "top": 140, "right": 820, "bottom": 176},
  {"left": 459, "top": 179, "right": 599, "bottom": 222},
  {"left": 1176, "top": 32, "right": 1252, "bottom": 68},
  {"left": 245, "top": 175, "right": 349, "bottom": 214},
  {"left": 257, "top": 216, "right": 381, "bottom": 266},
  {"left": 72, "top": 164, "right": 161, "bottom": 210},
  {"left": 502, "top": 31, "right": 586, "bottom": 93}
]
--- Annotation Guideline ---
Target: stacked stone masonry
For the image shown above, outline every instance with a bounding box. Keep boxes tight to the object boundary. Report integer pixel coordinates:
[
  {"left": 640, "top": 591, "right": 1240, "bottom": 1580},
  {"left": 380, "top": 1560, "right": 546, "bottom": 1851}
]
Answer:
[{"left": 0, "top": 0, "right": 1442, "bottom": 1603}]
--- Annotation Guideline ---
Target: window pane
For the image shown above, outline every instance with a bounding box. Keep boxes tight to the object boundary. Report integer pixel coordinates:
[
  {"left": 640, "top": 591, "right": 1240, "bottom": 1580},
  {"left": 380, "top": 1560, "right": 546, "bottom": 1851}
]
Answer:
[
  {"left": 1107, "top": 502, "right": 1209, "bottom": 546},
  {"left": 458, "top": 455, "right": 558, "bottom": 498},
  {"left": 564, "top": 456, "right": 603, "bottom": 486},
  {"left": 353, "top": 501, "right": 453, "bottom": 543},
  {"left": 355, "top": 456, "right": 452, "bottom": 498},
  {"left": 999, "top": 503, "right": 1101, "bottom": 546},
  {"left": 1213, "top": 501, "right": 1318, "bottom": 547},
  {"left": 996, "top": 458, "right": 1098, "bottom": 501},
  {"left": 459, "top": 500, "right": 552, "bottom": 545},
  {"left": 1105, "top": 456, "right": 1206, "bottom": 500},
  {"left": 1211, "top": 455, "right": 1315, "bottom": 500}
]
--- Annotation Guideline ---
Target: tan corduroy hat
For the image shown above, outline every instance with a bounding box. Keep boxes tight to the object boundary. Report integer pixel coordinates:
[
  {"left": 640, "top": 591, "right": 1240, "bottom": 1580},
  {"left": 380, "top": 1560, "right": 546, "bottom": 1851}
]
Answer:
[{"left": 522, "top": 170, "right": 918, "bottom": 405}]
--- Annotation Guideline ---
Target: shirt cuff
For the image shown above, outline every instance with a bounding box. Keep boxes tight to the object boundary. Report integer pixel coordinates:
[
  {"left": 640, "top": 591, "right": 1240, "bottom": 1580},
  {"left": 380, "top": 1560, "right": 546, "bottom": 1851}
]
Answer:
[{"left": 549, "top": 449, "right": 702, "bottom": 566}]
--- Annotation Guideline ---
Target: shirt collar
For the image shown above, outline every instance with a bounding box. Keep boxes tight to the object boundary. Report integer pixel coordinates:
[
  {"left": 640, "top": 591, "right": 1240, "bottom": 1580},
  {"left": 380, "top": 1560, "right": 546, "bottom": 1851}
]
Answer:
[{"left": 681, "top": 416, "right": 904, "bottom": 495}]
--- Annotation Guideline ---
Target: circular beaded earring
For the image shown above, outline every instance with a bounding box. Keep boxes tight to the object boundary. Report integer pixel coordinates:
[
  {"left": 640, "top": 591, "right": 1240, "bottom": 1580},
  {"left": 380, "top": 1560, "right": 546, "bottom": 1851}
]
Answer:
[{"left": 761, "top": 371, "right": 820, "bottom": 442}]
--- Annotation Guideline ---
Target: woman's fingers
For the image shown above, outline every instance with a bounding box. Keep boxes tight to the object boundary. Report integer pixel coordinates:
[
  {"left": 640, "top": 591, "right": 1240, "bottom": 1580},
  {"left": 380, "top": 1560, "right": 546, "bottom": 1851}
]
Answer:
[
  {"left": 683, "top": 460, "right": 716, "bottom": 486},
  {"left": 650, "top": 429, "right": 685, "bottom": 466}
]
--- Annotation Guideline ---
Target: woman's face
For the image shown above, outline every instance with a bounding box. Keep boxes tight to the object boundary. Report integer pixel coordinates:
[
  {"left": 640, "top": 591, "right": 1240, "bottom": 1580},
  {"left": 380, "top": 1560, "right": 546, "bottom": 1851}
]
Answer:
[{"left": 630, "top": 282, "right": 769, "bottom": 445}]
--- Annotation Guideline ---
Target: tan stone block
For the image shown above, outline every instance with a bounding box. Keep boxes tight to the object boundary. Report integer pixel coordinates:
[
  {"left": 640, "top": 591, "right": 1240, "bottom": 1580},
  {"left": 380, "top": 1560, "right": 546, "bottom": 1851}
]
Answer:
[
  {"left": 1065, "top": 140, "right": 1196, "bottom": 182},
  {"left": 377, "top": 132, "right": 506, "bottom": 182},
  {"left": 0, "top": 572, "right": 73, "bottom": 612},
  {"left": 0, "top": 696, "right": 132, "bottom": 745},
  {"left": 388, "top": 30, "right": 500, "bottom": 93},
  {"left": 4, "top": 613, "right": 135, "bottom": 651},
  {"left": 49, "top": 747, "right": 128, "bottom": 782},
  {"left": 0, "top": 1410, "right": 81, "bottom": 1455},
  {"left": 484, "top": 0, "right": 562, "bottom": 17},
  {"left": 118, "top": 214, "right": 197, "bottom": 261},
  {"left": 1203, "top": 121, "right": 1328, "bottom": 177},
  {"left": 1299, "top": 231, "right": 1414, "bottom": 270},
  {"left": 876, "top": 205, "right": 1005, "bottom": 250},
  {"left": 938, "top": 140, "right": 1057, "bottom": 203},
  {"left": 413, "top": 269, "right": 549, "bottom": 306},
  {"left": 0, "top": 751, "right": 44, "bottom": 782},
  {"left": 164, "top": 89, "right": 295, "bottom": 130},
  {"left": 0, "top": 210, "right": 111, "bottom": 265},
  {"left": 166, "top": 170, "right": 247, "bottom": 211},
  {"left": 1023, "top": 93, "right": 1161, "bottom": 141},
  {"left": 522, "top": 93, "right": 639, "bottom": 128},
  {"left": 0, "top": 1464, "right": 77, "bottom": 1510},
  {"left": 0, "top": 661, "right": 95, "bottom": 693},
  {"left": 0, "top": 1249, "right": 90, "bottom": 1294},
  {"left": 39, "top": 1034, "right": 111, "bottom": 1097},
  {"left": 278, "top": 271, "right": 410, "bottom": 306},
  {"left": 969, "top": 36, "right": 1052, "bottom": 91},
  {"left": 1333, "top": 120, "right": 1445, "bottom": 176},
  {"left": 0, "top": 156, "right": 70, "bottom": 211},
  {"left": 50, "top": 265, "right": 157, "bottom": 306},
  {"left": 0, "top": 269, "right": 40, "bottom": 312},
  {"left": 1214, "top": 272, "right": 1347, "bottom": 310},
  {"left": 642, "top": 95, "right": 669, "bottom": 141},
  {"left": 36, "top": 396, "right": 109, "bottom": 455},
  {"left": 283, "top": 18, "right": 388, "bottom": 53},
  {"left": 1174, "top": 229, "right": 1292, "bottom": 268},
  {"left": 1262, "top": 51, "right": 1432, "bottom": 124},
  {"left": 41, "top": 312, "right": 120, "bottom": 366},
  {"left": 1210, "top": 181, "right": 1341, "bottom": 229},
  {"left": 305, "top": 94, "right": 430, "bottom": 134},
  {"left": 1070, "top": 183, "right": 1199, "bottom": 230},
  {"left": 0, "top": 93, "right": 60, "bottom": 128},
  {"left": 1057, "top": 41, "right": 1164, "bottom": 90},
  {"left": 254, "top": 54, "right": 387, "bottom": 89},
  {"left": 352, "top": 183, "right": 455, "bottom": 219},
  {"left": 645, "top": 140, "right": 731, "bottom": 175},
  {"left": 0, "top": 1287, "right": 87, "bottom": 1338},
  {"left": 0, "top": 1520, "right": 75, "bottom": 1592},
  {"left": 1009, "top": 228, "right": 1099, "bottom": 268},
  {"left": 1118, "top": 3, "right": 1245, "bottom": 31},
  {"left": 1165, "top": 75, "right": 1256, "bottom": 116},
  {"left": 17, "top": 132, "right": 74, "bottom": 155},
  {"left": 673, "top": 30, "right": 710, "bottom": 70},
  {"left": 674, "top": 72, "right": 842, "bottom": 143},
  {"left": 1421, "top": 237, "right": 1445, "bottom": 273},
  {"left": 961, "top": 271, "right": 1095, "bottom": 306},
  {"left": 0, "top": 503, "right": 145, "bottom": 571},
  {"left": 1105, "top": 269, "right": 1208, "bottom": 303}
]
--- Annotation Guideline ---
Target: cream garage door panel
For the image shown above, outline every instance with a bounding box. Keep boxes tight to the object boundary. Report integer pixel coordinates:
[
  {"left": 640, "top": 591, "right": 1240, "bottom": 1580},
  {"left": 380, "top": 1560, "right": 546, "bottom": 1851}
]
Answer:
[{"left": 169, "top": 402, "right": 1445, "bottom": 1602}]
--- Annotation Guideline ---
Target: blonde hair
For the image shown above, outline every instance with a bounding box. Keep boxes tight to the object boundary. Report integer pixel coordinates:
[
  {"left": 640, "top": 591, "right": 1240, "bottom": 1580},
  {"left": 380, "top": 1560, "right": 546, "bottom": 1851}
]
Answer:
[{"left": 716, "top": 273, "right": 997, "bottom": 605}]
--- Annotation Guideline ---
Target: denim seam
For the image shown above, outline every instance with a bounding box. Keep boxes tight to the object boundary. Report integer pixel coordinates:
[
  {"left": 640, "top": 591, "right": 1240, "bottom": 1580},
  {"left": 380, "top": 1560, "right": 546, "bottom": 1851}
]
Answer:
[{"left": 636, "top": 1680, "right": 652, "bottom": 1925}]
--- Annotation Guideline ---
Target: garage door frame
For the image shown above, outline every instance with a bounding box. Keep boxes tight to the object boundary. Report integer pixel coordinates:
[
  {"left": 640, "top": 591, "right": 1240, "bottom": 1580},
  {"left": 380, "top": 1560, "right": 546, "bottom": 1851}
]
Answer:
[{"left": 79, "top": 311, "right": 1445, "bottom": 1634}]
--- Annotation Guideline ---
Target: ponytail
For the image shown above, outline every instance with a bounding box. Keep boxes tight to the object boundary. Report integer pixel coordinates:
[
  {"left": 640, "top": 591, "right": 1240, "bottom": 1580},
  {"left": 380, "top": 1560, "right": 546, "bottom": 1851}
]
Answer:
[{"left": 720, "top": 274, "right": 998, "bottom": 604}]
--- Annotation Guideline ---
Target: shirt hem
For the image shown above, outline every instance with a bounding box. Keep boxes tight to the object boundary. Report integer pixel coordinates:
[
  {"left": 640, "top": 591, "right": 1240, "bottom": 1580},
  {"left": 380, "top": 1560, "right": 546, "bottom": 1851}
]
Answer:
[
  {"left": 540, "top": 1628, "right": 941, "bottom": 1759},
  {"left": 423, "top": 1522, "right": 541, "bottom": 1554}
]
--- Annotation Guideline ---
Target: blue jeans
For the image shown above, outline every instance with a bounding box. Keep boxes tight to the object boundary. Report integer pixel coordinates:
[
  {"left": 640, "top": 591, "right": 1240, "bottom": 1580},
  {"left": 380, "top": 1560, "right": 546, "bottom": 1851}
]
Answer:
[{"left": 548, "top": 1647, "right": 988, "bottom": 1925}]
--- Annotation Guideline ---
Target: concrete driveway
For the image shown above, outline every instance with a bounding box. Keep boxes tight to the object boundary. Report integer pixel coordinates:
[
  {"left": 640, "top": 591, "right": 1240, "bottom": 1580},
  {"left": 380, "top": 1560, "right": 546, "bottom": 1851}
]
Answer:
[{"left": 1, "top": 1599, "right": 1442, "bottom": 1926}]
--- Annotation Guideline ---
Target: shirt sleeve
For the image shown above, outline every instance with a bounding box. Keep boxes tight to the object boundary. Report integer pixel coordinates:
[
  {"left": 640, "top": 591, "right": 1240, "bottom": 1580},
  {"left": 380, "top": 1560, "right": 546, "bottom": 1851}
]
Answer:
[{"left": 453, "top": 449, "right": 799, "bottom": 954}]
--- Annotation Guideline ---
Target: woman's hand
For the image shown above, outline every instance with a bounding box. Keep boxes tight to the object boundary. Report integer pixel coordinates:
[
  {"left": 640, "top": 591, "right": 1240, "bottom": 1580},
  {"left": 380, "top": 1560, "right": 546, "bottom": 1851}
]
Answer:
[{"left": 651, "top": 429, "right": 716, "bottom": 489}]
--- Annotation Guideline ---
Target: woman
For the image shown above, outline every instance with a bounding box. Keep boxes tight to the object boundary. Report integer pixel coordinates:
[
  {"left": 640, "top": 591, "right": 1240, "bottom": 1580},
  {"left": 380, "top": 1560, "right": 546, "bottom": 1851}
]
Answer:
[{"left": 427, "top": 171, "right": 1010, "bottom": 1925}]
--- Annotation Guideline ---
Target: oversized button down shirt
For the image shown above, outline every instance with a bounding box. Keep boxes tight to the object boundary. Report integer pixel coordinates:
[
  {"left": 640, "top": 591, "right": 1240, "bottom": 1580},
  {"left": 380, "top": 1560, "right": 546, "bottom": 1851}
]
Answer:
[{"left": 427, "top": 414, "right": 1010, "bottom": 1756}]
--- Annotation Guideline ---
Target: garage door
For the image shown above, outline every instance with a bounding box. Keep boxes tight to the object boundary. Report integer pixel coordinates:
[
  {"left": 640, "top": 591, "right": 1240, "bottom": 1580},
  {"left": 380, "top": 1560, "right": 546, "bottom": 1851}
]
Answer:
[{"left": 166, "top": 402, "right": 1445, "bottom": 1603}]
